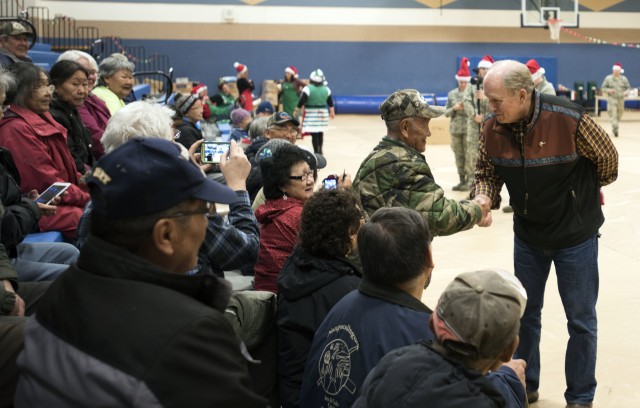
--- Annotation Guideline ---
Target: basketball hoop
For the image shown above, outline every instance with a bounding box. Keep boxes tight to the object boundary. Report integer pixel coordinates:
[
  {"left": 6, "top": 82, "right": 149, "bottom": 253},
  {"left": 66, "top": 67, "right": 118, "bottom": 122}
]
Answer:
[{"left": 547, "top": 18, "right": 562, "bottom": 42}]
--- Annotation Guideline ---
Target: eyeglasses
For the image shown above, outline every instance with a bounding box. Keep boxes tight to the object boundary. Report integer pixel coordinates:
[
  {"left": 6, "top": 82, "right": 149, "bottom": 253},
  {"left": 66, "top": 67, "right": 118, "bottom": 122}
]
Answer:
[
  {"left": 1, "top": 105, "right": 9, "bottom": 113},
  {"left": 164, "top": 202, "right": 212, "bottom": 220},
  {"left": 273, "top": 126, "right": 299, "bottom": 136},
  {"left": 33, "top": 84, "right": 55, "bottom": 94},
  {"left": 289, "top": 171, "right": 314, "bottom": 182}
]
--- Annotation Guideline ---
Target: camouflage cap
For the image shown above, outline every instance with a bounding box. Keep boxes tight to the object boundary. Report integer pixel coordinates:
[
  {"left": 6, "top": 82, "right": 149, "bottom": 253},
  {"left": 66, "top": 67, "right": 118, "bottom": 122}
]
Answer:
[
  {"left": 0, "top": 21, "right": 34, "bottom": 38},
  {"left": 379, "top": 89, "right": 444, "bottom": 121}
]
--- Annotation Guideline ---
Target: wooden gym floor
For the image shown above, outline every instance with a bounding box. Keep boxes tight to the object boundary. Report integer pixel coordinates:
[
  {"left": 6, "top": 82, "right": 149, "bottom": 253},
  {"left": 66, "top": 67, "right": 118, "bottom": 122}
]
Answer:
[{"left": 298, "top": 111, "right": 640, "bottom": 407}]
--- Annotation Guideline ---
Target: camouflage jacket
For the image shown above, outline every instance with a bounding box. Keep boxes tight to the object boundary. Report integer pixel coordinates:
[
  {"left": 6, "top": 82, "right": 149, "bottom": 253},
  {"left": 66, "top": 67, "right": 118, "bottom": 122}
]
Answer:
[
  {"left": 463, "top": 83, "right": 489, "bottom": 136},
  {"left": 444, "top": 87, "right": 468, "bottom": 135},
  {"left": 353, "top": 137, "right": 481, "bottom": 237},
  {"left": 601, "top": 74, "right": 630, "bottom": 101},
  {"left": 536, "top": 79, "right": 556, "bottom": 96}
]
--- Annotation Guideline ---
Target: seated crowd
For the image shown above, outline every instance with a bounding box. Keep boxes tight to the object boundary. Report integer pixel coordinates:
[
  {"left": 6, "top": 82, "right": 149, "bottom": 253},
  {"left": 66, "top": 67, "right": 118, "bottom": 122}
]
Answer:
[{"left": 0, "top": 45, "right": 530, "bottom": 408}]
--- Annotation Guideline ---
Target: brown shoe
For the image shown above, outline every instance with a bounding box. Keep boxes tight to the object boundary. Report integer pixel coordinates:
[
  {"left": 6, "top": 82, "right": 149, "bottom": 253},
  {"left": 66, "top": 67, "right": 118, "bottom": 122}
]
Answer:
[{"left": 565, "top": 403, "right": 592, "bottom": 408}]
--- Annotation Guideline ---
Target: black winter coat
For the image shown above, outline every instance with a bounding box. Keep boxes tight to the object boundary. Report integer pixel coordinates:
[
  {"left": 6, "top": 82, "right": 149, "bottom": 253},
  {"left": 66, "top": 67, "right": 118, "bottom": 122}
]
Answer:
[
  {"left": 0, "top": 149, "right": 40, "bottom": 257},
  {"left": 355, "top": 342, "right": 506, "bottom": 408},
  {"left": 276, "top": 245, "right": 361, "bottom": 408},
  {"left": 175, "top": 120, "right": 203, "bottom": 150},
  {"left": 49, "top": 97, "right": 93, "bottom": 173}
]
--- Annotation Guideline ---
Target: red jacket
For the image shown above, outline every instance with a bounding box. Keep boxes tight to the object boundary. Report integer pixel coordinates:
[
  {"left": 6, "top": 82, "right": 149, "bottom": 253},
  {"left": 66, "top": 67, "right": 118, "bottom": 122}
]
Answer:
[
  {"left": 254, "top": 197, "right": 304, "bottom": 293},
  {"left": 0, "top": 106, "right": 90, "bottom": 238}
]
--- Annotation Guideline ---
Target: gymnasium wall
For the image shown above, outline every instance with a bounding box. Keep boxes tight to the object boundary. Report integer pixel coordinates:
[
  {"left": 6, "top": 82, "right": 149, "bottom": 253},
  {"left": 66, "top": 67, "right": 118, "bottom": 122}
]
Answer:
[{"left": 35, "top": 0, "right": 640, "bottom": 96}]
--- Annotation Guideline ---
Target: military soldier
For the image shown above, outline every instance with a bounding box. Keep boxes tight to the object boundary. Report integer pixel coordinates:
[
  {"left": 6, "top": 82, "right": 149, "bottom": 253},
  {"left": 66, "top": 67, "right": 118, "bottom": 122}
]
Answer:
[
  {"left": 601, "top": 62, "right": 631, "bottom": 137},
  {"left": 445, "top": 58, "right": 471, "bottom": 191},
  {"left": 461, "top": 55, "right": 494, "bottom": 191},
  {"left": 526, "top": 59, "right": 556, "bottom": 96},
  {"left": 352, "top": 89, "right": 491, "bottom": 237}
]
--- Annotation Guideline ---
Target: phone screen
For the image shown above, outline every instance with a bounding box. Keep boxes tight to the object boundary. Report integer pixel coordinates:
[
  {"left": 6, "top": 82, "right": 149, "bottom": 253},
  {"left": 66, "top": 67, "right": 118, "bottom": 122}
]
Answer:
[
  {"left": 35, "top": 183, "right": 71, "bottom": 204},
  {"left": 201, "top": 142, "right": 231, "bottom": 164},
  {"left": 322, "top": 178, "right": 338, "bottom": 190}
]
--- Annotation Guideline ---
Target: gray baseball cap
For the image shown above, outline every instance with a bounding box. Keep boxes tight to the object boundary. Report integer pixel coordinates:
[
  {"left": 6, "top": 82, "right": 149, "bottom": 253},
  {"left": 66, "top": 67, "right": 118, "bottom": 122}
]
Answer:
[
  {"left": 379, "top": 89, "right": 444, "bottom": 121},
  {"left": 433, "top": 269, "right": 527, "bottom": 359}
]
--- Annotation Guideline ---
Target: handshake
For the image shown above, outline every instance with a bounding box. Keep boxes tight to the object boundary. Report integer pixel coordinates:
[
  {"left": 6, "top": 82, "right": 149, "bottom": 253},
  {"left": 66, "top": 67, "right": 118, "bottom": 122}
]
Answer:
[{"left": 472, "top": 194, "right": 493, "bottom": 227}]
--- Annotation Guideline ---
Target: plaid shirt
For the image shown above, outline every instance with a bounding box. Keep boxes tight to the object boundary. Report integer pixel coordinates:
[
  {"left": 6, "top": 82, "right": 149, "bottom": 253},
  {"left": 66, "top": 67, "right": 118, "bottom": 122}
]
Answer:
[
  {"left": 77, "top": 191, "right": 259, "bottom": 277},
  {"left": 473, "top": 93, "right": 618, "bottom": 208}
]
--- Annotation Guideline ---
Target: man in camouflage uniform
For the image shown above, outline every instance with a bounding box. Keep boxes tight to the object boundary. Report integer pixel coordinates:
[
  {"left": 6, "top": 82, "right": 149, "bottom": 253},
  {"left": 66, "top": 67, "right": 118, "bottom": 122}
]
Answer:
[
  {"left": 601, "top": 62, "right": 631, "bottom": 137},
  {"left": 526, "top": 59, "right": 556, "bottom": 96},
  {"left": 352, "top": 89, "right": 491, "bottom": 237},
  {"left": 461, "top": 55, "right": 494, "bottom": 191},
  {"left": 445, "top": 58, "right": 471, "bottom": 191}
]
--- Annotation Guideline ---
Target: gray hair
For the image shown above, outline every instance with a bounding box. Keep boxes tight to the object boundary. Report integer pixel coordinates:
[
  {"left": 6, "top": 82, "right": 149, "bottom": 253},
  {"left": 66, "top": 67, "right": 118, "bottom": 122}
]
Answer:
[
  {"left": 56, "top": 50, "right": 98, "bottom": 70},
  {"left": 101, "top": 100, "right": 175, "bottom": 153},
  {"left": 248, "top": 116, "right": 269, "bottom": 140},
  {"left": 486, "top": 60, "right": 535, "bottom": 95},
  {"left": 0, "top": 67, "right": 15, "bottom": 96},
  {"left": 97, "top": 53, "right": 135, "bottom": 87}
]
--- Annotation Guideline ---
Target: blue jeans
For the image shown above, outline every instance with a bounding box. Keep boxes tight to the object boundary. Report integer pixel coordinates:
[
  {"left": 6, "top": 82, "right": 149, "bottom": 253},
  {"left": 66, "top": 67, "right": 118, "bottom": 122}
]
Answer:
[
  {"left": 514, "top": 234, "right": 598, "bottom": 405},
  {"left": 11, "top": 242, "right": 79, "bottom": 282}
]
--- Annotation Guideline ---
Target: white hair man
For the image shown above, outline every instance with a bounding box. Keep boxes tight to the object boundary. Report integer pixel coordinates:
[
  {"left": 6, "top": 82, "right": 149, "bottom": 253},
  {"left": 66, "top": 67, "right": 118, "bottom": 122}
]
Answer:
[
  {"left": 76, "top": 100, "right": 260, "bottom": 279},
  {"left": 472, "top": 60, "right": 618, "bottom": 408}
]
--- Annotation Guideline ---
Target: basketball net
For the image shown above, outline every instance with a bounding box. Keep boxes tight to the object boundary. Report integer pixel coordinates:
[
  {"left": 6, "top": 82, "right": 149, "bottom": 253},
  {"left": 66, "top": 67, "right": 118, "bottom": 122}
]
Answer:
[{"left": 547, "top": 18, "right": 562, "bottom": 42}]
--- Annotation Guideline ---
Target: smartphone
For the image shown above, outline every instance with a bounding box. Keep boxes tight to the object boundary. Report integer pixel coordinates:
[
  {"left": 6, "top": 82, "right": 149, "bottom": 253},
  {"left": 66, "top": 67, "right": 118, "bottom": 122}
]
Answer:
[
  {"left": 322, "top": 175, "right": 339, "bottom": 190},
  {"left": 201, "top": 141, "right": 231, "bottom": 164},
  {"left": 35, "top": 182, "right": 71, "bottom": 205}
]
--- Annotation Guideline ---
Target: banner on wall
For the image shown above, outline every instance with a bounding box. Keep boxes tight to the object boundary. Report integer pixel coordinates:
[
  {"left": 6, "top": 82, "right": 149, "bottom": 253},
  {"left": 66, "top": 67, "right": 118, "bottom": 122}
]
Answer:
[{"left": 43, "top": 0, "right": 640, "bottom": 11}]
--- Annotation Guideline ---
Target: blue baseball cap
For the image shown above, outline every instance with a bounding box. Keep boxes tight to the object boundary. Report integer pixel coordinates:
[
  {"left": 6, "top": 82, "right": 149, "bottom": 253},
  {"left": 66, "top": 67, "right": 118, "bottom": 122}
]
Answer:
[
  {"left": 267, "top": 111, "right": 300, "bottom": 127},
  {"left": 256, "top": 100, "right": 275, "bottom": 115},
  {"left": 87, "top": 138, "right": 237, "bottom": 218}
]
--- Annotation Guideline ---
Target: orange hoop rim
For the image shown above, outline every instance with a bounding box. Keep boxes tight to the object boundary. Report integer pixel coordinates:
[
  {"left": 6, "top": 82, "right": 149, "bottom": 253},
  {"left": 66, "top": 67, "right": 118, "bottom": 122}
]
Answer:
[{"left": 547, "top": 18, "right": 563, "bottom": 26}]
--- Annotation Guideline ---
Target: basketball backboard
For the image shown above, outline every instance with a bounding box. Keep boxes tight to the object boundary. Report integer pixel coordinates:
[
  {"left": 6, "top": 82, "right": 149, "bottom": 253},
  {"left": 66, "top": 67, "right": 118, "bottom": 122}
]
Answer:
[{"left": 521, "top": 0, "right": 579, "bottom": 28}]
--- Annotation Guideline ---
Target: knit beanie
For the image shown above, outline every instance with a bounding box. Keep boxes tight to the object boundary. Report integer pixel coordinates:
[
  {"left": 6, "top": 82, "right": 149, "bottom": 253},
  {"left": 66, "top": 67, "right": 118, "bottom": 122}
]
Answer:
[
  {"left": 230, "top": 108, "right": 251, "bottom": 126},
  {"left": 175, "top": 93, "right": 199, "bottom": 116}
]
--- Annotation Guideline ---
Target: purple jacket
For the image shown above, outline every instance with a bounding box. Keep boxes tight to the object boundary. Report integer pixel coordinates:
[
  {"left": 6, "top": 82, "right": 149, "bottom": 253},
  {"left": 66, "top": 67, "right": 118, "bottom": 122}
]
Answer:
[{"left": 78, "top": 93, "right": 110, "bottom": 159}]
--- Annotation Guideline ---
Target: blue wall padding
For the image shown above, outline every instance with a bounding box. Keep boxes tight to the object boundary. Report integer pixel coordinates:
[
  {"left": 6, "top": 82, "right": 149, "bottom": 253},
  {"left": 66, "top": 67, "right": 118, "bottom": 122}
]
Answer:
[
  {"left": 132, "top": 83, "right": 151, "bottom": 101},
  {"left": 334, "top": 95, "right": 387, "bottom": 114},
  {"left": 435, "top": 96, "right": 448, "bottom": 106},
  {"left": 128, "top": 40, "right": 636, "bottom": 99},
  {"left": 334, "top": 93, "right": 438, "bottom": 114}
]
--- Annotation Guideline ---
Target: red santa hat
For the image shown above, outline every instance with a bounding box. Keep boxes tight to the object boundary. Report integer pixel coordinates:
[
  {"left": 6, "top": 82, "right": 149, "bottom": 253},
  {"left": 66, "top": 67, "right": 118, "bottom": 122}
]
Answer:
[
  {"left": 613, "top": 62, "right": 624, "bottom": 73},
  {"left": 477, "top": 55, "right": 494, "bottom": 69},
  {"left": 285, "top": 66, "right": 298, "bottom": 78},
  {"left": 455, "top": 58, "right": 471, "bottom": 82},
  {"left": 525, "top": 59, "right": 546, "bottom": 81},
  {"left": 191, "top": 83, "right": 208, "bottom": 97},
  {"left": 234, "top": 62, "right": 248, "bottom": 75}
]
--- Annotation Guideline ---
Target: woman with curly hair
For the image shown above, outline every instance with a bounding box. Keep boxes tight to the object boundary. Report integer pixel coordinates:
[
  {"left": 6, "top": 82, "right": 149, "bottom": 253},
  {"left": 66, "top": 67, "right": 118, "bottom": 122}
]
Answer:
[{"left": 276, "top": 189, "right": 364, "bottom": 408}]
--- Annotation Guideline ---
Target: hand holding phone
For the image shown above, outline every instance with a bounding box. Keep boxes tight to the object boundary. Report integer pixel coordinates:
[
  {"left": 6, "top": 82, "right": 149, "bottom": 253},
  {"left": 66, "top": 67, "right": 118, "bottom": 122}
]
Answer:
[
  {"left": 322, "top": 175, "right": 339, "bottom": 190},
  {"left": 201, "top": 141, "right": 231, "bottom": 164},
  {"left": 34, "top": 182, "right": 71, "bottom": 205}
]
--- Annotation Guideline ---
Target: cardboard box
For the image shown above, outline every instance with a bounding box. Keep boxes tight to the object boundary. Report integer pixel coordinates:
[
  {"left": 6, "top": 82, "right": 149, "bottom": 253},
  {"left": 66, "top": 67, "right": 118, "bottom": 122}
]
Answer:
[
  {"left": 428, "top": 116, "right": 451, "bottom": 145},
  {"left": 227, "top": 81, "right": 239, "bottom": 99},
  {"left": 173, "top": 81, "right": 193, "bottom": 94},
  {"left": 262, "top": 79, "right": 278, "bottom": 93},
  {"left": 261, "top": 89, "right": 278, "bottom": 107}
]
